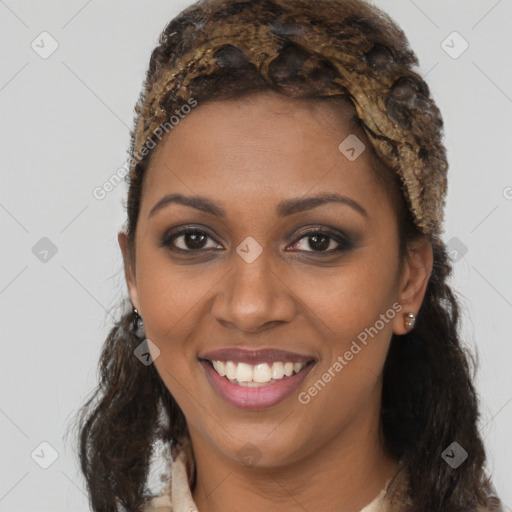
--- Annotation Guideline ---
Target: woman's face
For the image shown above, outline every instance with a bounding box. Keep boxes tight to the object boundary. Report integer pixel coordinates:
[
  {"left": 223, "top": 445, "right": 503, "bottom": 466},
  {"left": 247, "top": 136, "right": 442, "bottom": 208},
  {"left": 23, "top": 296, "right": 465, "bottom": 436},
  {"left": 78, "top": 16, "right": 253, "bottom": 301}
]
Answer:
[{"left": 119, "top": 92, "right": 431, "bottom": 468}]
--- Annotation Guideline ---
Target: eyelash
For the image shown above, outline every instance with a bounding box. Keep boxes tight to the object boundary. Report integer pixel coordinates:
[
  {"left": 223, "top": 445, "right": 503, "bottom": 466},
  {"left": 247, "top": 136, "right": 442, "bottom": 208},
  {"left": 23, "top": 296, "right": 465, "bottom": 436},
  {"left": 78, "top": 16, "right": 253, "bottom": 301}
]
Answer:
[{"left": 160, "top": 226, "right": 353, "bottom": 256}]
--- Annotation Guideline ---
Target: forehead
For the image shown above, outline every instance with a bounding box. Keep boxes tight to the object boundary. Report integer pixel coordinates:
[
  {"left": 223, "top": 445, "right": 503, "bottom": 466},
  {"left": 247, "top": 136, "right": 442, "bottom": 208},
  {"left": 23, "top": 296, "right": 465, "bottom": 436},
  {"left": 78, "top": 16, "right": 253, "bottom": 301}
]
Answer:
[{"left": 140, "top": 92, "right": 388, "bottom": 218}]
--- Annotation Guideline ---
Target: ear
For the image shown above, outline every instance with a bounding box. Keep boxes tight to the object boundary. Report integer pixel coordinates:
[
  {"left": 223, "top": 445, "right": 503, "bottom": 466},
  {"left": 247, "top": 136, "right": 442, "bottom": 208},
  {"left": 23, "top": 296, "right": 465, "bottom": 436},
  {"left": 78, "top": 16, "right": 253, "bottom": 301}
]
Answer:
[
  {"left": 118, "top": 231, "right": 140, "bottom": 312},
  {"left": 392, "top": 234, "right": 433, "bottom": 335}
]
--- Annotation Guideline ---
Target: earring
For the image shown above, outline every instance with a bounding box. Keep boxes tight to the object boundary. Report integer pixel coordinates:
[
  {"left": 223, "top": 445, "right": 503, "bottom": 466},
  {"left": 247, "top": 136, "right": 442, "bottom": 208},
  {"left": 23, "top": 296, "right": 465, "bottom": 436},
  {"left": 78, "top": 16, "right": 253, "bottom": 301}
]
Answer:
[
  {"left": 132, "top": 307, "right": 145, "bottom": 338},
  {"left": 404, "top": 312, "right": 416, "bottom": 330}
]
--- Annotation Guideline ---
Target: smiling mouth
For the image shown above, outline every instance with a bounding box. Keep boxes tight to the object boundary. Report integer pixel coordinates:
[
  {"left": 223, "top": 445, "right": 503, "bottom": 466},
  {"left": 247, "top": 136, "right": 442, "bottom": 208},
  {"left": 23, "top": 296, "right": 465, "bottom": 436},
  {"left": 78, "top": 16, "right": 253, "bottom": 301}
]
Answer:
[{"left": 201, "top": 359, "right": 315, "bottom": 387}]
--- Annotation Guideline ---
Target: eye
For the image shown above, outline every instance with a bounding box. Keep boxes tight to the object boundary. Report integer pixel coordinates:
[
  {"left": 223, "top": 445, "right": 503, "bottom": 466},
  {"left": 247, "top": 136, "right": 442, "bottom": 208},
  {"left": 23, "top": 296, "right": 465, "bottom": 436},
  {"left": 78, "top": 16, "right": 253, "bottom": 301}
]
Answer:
[
  {"left": 288, "top": 228, "right": 352, "bottom": 254},
  {"left": 161, "top": 226, "right": 353, "bottom": 255},
  {"left": 161, "top": 227, "right": 222, "bottom": 252}
]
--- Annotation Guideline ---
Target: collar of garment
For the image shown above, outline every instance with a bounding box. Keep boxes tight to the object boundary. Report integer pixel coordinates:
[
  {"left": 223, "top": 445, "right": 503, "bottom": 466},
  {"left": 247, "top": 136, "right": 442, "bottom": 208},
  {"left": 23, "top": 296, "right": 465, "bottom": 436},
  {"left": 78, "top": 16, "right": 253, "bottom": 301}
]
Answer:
[{"left": 142, "top": 436, "right": 412, "bottom": 512}]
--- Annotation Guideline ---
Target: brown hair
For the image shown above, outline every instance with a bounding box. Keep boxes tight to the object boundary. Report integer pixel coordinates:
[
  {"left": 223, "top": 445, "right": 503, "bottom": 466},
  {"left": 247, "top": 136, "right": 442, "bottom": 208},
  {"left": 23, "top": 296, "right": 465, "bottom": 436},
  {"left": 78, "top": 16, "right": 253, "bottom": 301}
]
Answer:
[{"left": 73, "top": 1, "right": 502, "bottom": 511}]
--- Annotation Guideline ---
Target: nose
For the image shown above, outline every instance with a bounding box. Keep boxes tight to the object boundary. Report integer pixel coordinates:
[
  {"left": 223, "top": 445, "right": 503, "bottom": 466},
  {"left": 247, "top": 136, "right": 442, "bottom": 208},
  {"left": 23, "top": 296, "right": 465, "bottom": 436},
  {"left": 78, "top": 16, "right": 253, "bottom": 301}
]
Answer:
[{"left": 210, "top": 251, "right": 296, "bottom": 333}]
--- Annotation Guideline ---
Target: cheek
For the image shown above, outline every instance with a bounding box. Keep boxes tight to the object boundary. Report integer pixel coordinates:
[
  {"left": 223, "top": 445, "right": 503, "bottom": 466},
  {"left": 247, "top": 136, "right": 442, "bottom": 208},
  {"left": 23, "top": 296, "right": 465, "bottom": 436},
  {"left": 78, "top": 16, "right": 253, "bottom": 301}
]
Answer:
[
  {"left": 293, "top": 248, "right": 399, "bottom": 401},
  {"left": 133, "top": 250, "right": 207, "bottom": 394},
  {"left": 135, "top": 243, "right": 213, "bottom": 339},
  {"left": 297, "top": 283, "right": 395, "bottom": 435},
  {"left": 292, "top": 251, "right": 399, "bottom": 340}
]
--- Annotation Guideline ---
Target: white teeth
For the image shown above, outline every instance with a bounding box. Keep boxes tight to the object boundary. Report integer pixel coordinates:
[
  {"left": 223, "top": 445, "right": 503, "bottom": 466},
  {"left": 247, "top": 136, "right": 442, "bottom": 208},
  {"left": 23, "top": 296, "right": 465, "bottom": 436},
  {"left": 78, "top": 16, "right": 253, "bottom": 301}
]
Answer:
[
  {"left": 210, "top": 360, "right": 308, "bottom": 384},
  {"left": 271, "top": 362, "right": 285, "bottom": 379},
  {"left": 225, "top": 361, "right": 237, "bottom": 380},
  {"left": 212, "top": 360, "right": 226, "bottom": 377},
  {"left": 236, "top": 362, "right": 253, "bottom": 382},
  {"left": 253, "top": 363, "right": 272, "bottom": 383},
  {"left": 284, "top": 362, "right": 294, "bottom": 377}
]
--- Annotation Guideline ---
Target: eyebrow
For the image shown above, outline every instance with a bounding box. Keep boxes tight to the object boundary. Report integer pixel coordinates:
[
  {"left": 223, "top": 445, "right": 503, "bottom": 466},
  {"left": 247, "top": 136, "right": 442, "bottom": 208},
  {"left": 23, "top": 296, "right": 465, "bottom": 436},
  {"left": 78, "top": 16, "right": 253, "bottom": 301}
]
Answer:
[{"left": 149, "top": 192, "right": 368, "bottom": 219}]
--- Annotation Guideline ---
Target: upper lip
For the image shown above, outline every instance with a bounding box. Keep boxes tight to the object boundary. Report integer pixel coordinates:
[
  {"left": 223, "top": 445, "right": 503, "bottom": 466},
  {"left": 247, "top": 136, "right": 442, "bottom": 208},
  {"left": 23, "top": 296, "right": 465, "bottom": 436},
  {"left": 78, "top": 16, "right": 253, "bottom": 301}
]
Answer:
[{"left": 199, "top": 348, "right": 314, "bottom": 364}]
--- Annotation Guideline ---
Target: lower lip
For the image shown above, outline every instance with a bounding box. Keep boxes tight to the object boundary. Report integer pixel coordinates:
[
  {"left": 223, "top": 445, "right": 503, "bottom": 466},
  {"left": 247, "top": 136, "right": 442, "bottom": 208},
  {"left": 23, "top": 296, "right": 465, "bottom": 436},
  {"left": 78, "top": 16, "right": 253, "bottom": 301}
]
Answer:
[{"left": 200, "top": 360, "right": 315, "bottom": 410}]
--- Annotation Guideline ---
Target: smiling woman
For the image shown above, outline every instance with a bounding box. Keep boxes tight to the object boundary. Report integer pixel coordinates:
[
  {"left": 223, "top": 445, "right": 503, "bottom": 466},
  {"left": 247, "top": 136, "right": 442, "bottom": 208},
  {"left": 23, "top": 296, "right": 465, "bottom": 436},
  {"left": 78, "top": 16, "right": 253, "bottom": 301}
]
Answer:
[{"left": 75, "top": 1, "right": 503, "bottom": 512}]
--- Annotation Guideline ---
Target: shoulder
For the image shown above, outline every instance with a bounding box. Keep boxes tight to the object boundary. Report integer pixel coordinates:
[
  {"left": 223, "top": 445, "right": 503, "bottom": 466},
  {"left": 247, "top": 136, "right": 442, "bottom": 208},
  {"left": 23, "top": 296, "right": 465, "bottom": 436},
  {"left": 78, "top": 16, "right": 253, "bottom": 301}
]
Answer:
[
  {"left": 142, "top": 495, "right": 173, "bottom": 512},
  {"left": 382, "top": 465, "right": 505, "bottom": 512},
  {"left": 141, "top": 435, "right": 196, "bottom": 512}
]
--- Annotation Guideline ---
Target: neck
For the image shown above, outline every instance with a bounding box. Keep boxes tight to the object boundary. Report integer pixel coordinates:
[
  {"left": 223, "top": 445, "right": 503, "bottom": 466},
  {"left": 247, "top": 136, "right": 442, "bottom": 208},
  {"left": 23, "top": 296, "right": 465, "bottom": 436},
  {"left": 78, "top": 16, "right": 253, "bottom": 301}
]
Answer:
[{"left": 190, "top": 395, "right": 398, "bottom": 512}]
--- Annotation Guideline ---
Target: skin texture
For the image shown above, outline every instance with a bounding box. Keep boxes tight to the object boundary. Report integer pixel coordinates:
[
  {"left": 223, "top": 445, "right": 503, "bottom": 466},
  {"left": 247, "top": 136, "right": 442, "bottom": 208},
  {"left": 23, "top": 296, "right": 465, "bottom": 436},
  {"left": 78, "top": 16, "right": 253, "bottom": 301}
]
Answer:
[{"left": 118, "top": 91, "right": 433, "bottom": 512}]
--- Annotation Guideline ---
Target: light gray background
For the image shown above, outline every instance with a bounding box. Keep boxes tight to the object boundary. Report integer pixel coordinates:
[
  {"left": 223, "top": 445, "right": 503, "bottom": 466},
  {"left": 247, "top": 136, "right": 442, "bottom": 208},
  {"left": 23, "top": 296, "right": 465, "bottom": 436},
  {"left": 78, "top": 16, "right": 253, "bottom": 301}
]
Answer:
[{"left": 1, "top": 1, "right": 511, "bottom": 510}]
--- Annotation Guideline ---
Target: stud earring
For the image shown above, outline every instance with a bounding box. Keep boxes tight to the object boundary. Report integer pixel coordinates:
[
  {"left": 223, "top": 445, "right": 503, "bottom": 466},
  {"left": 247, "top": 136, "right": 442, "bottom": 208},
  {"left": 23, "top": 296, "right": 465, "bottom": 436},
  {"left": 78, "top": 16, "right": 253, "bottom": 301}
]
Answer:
[
  {"left": 132, "top": 307, "right": 145, "bottom": 338},
  {"left": 404, "top": 312, "right": 416, "bottom": 330}
]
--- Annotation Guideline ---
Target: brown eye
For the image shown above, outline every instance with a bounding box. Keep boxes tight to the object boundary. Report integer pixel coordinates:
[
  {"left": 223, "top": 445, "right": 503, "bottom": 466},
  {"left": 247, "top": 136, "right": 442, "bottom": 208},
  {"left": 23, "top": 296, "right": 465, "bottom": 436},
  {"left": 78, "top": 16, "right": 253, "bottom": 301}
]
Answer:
[
  {"left": 160, "top": 226, "right": 353, "bottom": 256},
  {"left": 161, "top": 228, "right": 221, "bottom": 252},
  {"left": 288, "top": 229, "right": 353, "bottom": 254}
]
